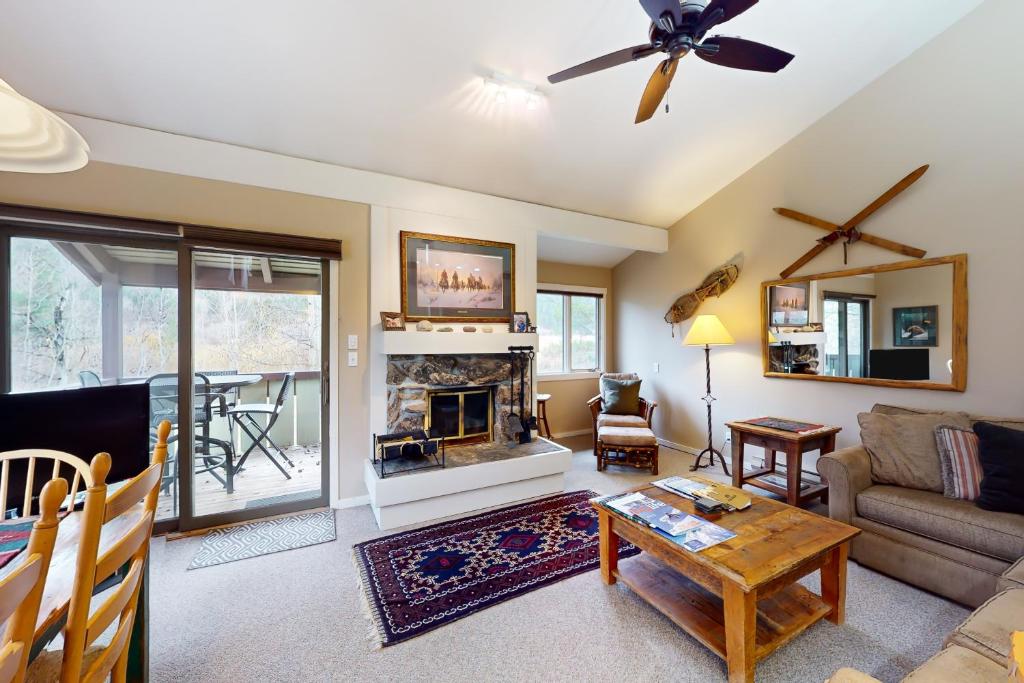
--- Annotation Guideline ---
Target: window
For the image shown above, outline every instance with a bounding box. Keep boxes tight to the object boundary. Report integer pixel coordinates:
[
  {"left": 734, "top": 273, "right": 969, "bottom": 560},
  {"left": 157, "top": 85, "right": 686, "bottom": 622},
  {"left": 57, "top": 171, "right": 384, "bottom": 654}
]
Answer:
[{"left": 536, "top": 286, "right": 604, "bottom": 377}]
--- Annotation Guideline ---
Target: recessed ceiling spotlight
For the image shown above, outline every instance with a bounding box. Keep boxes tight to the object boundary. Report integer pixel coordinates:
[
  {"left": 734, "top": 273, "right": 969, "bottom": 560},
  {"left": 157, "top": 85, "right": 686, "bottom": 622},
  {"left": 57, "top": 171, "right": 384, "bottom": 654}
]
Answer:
[{"left": 483, "top": 72, "right": 544, "bottom": 110}]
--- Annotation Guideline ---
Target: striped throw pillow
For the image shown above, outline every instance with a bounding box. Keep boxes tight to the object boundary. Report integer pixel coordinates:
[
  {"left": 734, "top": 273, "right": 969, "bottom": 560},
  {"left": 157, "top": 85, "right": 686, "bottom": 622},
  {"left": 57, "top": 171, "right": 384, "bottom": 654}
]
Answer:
[{"left": 935, "top": 425, "right": 983, "bottom": 500}]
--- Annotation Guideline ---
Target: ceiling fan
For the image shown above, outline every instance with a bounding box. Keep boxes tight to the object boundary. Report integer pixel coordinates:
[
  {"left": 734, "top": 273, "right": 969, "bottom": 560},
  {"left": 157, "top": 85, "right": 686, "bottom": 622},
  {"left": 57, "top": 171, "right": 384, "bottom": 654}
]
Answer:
[{"left": 548, "top": 0, "right": 794, "bottom": 123}]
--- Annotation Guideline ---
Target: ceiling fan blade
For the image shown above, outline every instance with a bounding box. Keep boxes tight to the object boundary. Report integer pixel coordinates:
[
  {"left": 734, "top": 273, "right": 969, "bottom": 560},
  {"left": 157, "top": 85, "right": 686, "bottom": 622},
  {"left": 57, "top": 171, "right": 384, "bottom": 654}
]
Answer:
[
  {"left": 696, "top": 36, "right": 794, "bottom": 72},
  {"left": 698, "top": 0, "right": 758, "bottom": 32},
  {"left": 635, "top": 58, "right": 678, "bottom": 124},
  {"left": 548, "top": 44, "right": 659, "bottom": 84},
  {"left": 640, "top": 0, "right": 683, "bottom": 32}
]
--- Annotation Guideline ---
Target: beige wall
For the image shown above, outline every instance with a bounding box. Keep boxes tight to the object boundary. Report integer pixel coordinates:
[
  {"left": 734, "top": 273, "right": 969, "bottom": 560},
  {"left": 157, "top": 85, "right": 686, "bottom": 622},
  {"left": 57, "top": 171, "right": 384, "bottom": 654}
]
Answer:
[
  {"left": 613, "top": 0, "right": 1024, "bottom": 456},
  {"left": 536, "top": 260, "right": 612, "bottom": 437},
  {"left": 0, "top": 161, "right": 372, "bottom": 500}
]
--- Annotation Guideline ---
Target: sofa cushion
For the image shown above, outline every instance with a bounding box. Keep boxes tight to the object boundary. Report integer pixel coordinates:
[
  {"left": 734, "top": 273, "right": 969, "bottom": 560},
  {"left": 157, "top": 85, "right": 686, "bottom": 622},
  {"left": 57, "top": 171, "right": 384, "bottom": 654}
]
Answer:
[
  {"left": 859, "top": 411, "right": 972, "bottom": 492},
  {"left": 935, "top": 425, "right": 983, "bottom": 500},
  {"left": 946, "top": 588, "right": 1024, "bottom": 663},
  {"left": 974, "top": 422, "right": 1024, "bottom": 515},
  {"left": 600, "top": 376, "right": 641, "bottom": 416},
  {"left": 872, "top": 403, "right": 1024, "bottom": 432},
  {"left": 1000, "top": 557, "right": 1024, "bottom": 592},
  {"left": 856, "top": 485, "right": 1024, "bottom": 562},
  {"left": 598, "top": 426, "right": 657, "bottom": 447},
  {"left": 597, "top": 414, "right": 648, "bottom": 430},
  {"left": 903, "top": 644, "right": 1005, "bottom": 682}
]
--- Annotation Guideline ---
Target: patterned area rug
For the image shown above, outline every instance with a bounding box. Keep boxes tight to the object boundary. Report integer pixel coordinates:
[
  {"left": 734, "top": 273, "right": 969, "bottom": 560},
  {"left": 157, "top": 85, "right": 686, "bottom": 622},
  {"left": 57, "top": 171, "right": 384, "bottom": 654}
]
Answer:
[
  {"left": 188, "top": 509, "right": 336, "bottom": 570},
  {"left": 353, "top": 490, "right": 639, "bottom": 646}
]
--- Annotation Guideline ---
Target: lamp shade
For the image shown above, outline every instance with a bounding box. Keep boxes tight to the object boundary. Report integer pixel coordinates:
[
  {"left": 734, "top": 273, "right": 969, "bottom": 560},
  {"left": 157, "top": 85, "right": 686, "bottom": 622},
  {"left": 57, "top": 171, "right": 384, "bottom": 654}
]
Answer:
[
  {"left": 0, "top": 78, "right": 89, "bottom": 173},
  {"left": 683, "top": 315, "right": 734, "bottom": 347}
]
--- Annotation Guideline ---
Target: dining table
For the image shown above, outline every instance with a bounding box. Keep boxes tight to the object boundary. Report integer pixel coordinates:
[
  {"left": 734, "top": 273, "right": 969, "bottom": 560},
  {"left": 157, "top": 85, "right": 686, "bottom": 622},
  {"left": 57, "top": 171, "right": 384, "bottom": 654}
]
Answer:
[{"left": 0, "top": 501, "right": 150, "bottom": 681}]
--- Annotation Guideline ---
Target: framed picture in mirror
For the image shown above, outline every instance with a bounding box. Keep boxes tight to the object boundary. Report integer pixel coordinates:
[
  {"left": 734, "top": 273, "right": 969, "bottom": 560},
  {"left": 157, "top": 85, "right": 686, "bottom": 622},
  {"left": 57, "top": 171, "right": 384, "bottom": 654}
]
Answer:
[{"left": 893, "top": 306, "right": 938, "bottom": 347}]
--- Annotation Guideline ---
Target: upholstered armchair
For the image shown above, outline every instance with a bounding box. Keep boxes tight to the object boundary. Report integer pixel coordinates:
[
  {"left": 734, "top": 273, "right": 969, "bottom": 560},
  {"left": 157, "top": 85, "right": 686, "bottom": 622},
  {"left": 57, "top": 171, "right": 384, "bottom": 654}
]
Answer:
[{"left": 587, "top": 372, "right": 657, "bottom": 452}]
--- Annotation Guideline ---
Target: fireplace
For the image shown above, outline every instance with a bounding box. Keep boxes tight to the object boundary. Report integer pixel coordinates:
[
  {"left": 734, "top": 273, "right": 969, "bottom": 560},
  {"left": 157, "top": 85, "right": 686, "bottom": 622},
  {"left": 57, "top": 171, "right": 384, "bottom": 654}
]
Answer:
[{"left": 427, "top": 387, "right": 493, "bottom": 443}]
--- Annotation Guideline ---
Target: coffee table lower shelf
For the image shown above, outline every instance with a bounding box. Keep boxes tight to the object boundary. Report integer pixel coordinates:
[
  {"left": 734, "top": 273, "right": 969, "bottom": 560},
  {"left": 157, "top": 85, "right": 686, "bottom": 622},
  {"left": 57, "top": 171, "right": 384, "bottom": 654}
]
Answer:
[{"left": 615, "top": 553, "right": 831, "bottom": 662}]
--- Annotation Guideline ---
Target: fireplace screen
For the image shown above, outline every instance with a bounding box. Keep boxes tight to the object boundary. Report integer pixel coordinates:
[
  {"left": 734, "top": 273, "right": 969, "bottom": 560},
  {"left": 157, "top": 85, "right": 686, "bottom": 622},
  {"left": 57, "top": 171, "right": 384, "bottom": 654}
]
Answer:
[{"left": 427, "top": 388, "right": 492, "bottom": 441}]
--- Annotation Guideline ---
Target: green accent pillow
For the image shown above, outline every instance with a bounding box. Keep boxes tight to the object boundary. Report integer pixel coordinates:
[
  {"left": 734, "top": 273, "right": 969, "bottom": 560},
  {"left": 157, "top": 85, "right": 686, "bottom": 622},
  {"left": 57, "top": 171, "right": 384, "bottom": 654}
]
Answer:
[{"left": 601, "top": 377, "right": 641, "bottom": 416}]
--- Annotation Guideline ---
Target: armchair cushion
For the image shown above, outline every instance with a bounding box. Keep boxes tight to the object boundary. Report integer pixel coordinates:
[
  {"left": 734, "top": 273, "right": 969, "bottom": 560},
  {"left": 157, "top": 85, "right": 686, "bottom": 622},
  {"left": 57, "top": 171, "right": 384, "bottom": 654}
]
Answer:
[
  {"left": 597, "top": 414, "right": 648, "bottom": 430},
  {"left": 600, "top": 376, "right": 641, "bottom": 415},
  {"left": 945, "top": 588, "right": 1024, "bottom": 663}
]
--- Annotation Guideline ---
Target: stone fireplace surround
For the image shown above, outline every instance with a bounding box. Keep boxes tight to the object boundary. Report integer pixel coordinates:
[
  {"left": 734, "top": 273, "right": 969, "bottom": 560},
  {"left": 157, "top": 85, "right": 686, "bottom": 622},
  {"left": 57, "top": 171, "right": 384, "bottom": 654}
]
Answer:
[{"left": 386, "top": 353, "right": 533, "bottom": 442}]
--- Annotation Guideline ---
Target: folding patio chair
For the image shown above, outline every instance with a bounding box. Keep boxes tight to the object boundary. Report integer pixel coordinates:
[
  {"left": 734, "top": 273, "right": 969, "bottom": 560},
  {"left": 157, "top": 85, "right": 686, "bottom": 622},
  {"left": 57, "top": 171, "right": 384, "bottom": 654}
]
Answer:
[{"left": 227, "top": 372, "right": 296, "bottom": 480}]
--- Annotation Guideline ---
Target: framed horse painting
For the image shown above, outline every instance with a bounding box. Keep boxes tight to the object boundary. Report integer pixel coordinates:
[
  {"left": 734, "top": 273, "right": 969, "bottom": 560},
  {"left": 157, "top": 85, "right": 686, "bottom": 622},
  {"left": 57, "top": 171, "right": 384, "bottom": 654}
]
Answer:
[{"left": 400, "top": 231, "right": 515, "bottom": 323}]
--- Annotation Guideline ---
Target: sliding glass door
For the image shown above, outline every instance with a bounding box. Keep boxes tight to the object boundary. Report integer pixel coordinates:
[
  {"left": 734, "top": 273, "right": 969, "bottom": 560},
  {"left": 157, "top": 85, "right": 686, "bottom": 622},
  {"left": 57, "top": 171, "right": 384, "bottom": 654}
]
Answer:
[
  {"left": 2, "top": 219, "right": 332, "bottom": 532},
  {"left": 178, "top": 247, "right": 329, "bottom": 530}
]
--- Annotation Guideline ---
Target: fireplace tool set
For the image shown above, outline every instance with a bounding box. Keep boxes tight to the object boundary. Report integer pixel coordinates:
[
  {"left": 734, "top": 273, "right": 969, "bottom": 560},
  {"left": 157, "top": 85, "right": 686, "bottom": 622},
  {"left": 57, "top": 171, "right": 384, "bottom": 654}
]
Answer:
[{"left": 507, "top": 346, "right": 537, "bottom": 445}]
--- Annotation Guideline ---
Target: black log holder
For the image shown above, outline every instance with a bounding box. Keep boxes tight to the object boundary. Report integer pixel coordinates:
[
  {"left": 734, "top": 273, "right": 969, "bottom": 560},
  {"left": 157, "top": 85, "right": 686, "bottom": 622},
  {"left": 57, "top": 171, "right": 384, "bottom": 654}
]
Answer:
[
  {"left": 508, "top": 346, "right": 537, "bottom": 445},
  {"left": 372, "top": 429, "right": 445, "bottom": 478}
]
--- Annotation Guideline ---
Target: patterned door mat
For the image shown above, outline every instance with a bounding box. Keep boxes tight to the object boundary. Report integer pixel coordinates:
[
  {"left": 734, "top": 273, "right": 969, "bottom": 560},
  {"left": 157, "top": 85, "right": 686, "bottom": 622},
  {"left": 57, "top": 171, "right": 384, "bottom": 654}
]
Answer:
[
  {"left": 353, "top": 490, "right": 639, "bottom": 646},
  {"left": 188, "top": 509, "right": 336, "bottom": 570}
]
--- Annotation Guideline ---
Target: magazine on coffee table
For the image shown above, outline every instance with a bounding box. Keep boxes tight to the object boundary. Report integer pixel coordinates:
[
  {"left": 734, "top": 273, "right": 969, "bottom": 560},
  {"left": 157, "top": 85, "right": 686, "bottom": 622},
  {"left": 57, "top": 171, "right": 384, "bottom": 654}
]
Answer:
[{"left": 595, "top": 492, "right": 736, "bottom": 550}]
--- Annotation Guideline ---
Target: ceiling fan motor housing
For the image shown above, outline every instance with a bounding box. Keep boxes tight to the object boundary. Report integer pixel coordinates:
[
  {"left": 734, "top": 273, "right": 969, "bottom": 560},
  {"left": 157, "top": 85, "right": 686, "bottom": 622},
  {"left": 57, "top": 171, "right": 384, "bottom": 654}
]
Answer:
[{"left": 649, "top": 2, "right": 709, "bottom": 50}]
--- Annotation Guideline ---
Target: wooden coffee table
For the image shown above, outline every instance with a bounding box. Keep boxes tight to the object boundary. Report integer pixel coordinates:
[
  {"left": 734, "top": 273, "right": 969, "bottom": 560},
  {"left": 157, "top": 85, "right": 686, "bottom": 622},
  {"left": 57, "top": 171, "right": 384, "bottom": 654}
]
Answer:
[{"left": 593, "top": 480, "right": 860, "bottom": 683}]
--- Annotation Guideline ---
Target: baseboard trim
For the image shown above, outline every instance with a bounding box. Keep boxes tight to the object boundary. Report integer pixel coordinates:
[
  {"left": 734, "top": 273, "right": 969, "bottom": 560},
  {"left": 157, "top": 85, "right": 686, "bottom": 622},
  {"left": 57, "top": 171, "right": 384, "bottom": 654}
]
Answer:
[
  {"left": 336, "top": 494, "right": 369, "bottom": 509},
  {"left": 551, "top": 429, "right": 590, "bottom": 439},
  {"left": 657, "top": 438, "right": 699, "bottom": 455}
]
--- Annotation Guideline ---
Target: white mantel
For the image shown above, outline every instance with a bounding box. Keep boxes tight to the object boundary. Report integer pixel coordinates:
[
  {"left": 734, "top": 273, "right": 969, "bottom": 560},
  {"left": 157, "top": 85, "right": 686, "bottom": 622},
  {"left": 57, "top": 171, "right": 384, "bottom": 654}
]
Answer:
[{"left": 380, "top": 331, "right": 538, "bottom": 356}]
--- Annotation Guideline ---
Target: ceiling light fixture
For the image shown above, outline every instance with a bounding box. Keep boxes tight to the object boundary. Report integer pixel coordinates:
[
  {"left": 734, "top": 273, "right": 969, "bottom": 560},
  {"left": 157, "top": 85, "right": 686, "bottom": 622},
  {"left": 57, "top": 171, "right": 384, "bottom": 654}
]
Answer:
[
  {"left": 0, "top": 77, "right": 89, "bottom": 173},
  {"left": 483, "top": 72, "right": 544, "bottom": 110}
]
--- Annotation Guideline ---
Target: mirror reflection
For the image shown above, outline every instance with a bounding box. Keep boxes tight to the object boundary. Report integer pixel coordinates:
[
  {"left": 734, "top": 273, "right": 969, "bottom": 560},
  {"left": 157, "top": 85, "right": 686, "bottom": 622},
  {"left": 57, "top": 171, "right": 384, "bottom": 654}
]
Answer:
[{"left": 764, "top": 262, "right": 957, "bottom": 385}]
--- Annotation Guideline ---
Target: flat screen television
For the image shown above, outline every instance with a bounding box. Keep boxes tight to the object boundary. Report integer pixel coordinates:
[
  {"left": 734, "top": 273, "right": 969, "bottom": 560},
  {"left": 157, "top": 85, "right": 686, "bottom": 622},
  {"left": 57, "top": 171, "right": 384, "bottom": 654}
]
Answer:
[
  {"left": 0, "top": 384, "right": 152, "bottom": 509},
  {"left": 869, "top": 348, "right": 930, "bottom": 381}
]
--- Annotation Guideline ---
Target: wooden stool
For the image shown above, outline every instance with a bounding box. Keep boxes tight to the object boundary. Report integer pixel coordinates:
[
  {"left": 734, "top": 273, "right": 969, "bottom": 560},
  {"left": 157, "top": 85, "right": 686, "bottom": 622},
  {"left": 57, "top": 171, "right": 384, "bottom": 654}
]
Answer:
[{"left": 536, "top": 393, "right": 553, "bottom": 439}]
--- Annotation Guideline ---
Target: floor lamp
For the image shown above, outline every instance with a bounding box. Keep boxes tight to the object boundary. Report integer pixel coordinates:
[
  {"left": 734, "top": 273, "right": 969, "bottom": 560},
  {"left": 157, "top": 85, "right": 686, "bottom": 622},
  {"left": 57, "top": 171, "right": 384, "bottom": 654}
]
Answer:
[{"left": 683, "top": 314, "right": 734, "bottom": 474}]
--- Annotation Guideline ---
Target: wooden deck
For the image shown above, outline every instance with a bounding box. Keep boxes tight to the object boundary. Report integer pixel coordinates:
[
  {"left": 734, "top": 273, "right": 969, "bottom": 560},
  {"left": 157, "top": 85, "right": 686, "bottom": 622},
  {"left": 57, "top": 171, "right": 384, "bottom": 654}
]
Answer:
[{"left": 156, "top": 444, "right": 322, "bottom": 520}]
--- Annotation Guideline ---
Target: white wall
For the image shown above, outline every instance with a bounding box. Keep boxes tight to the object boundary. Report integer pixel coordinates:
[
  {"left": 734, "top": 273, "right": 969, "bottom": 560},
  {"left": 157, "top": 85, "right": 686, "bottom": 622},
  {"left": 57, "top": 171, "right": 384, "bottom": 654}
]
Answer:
[{"left": 613, "top": 0, "right": 1024, "bottom": 461}]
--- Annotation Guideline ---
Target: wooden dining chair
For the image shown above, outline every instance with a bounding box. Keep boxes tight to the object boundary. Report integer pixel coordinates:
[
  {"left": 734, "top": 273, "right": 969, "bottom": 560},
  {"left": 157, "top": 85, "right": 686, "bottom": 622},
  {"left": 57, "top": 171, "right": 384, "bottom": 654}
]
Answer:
[
  {"left": 0, "top": 448, "right": 95, "bottom": 520},
  {"left": 27, "top": 420, "right": 169, "bottom": 683},
  {"left": 0, "top": 478, "right": 67, "bottom": 683}
]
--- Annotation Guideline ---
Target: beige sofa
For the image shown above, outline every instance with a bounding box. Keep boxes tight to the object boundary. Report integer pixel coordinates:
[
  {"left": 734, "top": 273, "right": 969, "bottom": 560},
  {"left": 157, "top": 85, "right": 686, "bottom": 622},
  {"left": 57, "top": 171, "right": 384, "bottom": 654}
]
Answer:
[
  {"left": 829, "top": 580, "right": 1024, "bottom": 681},
  {"left": 816, "top": 404, "right": 1024, "bottom": 608}
]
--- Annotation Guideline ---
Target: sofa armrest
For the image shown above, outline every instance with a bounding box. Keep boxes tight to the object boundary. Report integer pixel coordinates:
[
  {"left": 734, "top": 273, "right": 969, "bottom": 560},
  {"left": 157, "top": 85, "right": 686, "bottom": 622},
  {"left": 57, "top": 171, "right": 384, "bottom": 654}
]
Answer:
[{"left": 816, "top": 446, "right": 873, "bottom": 524}]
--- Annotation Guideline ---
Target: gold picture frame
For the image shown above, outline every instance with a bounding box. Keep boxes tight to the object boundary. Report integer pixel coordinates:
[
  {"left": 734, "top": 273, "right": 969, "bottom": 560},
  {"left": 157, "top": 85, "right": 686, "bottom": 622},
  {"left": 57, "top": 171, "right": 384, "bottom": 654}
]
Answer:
[{"left": 400, "top": 231, "right": 515, "bottom": 323}]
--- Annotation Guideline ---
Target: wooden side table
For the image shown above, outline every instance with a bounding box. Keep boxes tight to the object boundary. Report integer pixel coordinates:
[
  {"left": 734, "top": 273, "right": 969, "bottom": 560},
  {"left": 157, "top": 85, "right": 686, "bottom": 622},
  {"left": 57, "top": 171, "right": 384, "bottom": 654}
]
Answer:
[{"left": 726, "top": 421, "right": 841, "bottom": 507}]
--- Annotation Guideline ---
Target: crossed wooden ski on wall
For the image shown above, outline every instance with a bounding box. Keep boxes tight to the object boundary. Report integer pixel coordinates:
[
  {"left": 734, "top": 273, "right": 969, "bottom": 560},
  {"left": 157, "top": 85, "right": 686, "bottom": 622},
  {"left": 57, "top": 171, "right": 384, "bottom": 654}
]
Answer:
[{"left": 775, "top": 165, "right": 930, "bottom": 279}]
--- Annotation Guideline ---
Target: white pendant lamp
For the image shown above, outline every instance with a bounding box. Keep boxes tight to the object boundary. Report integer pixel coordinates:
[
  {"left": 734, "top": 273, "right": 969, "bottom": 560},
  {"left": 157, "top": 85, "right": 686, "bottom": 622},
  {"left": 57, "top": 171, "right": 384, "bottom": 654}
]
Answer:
[{"left": 0, "top": 78, "right": 89, "bottom": 173}]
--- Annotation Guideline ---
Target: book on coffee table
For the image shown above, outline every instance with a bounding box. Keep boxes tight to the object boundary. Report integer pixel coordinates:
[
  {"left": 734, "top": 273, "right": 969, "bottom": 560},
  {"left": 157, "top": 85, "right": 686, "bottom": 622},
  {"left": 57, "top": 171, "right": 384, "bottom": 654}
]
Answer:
[{"left": 594, "top": 491, "right": 736, "bottom": 551}]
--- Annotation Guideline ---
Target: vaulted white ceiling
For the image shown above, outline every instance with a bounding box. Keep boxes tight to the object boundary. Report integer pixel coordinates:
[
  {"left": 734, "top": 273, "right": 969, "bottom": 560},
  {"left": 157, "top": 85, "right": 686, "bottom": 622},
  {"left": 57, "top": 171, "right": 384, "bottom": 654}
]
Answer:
[{"left": 0, "top": 0, "right": 984, "bottom": 228}]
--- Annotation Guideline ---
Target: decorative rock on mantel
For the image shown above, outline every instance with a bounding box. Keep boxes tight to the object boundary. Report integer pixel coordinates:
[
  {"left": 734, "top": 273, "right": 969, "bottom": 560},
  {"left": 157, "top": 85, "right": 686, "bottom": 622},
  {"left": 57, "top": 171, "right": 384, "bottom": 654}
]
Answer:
[
  {"left": 416, "top": 320, "right": 433, "bottom": 331},
  {"left": 436, "top": 326, "right": 454, "bottom": 333},
  {"left": 462, "top": 326, "right": 476, "bottom": 333},
  {"left": 481, "top": 326, "right": 493, "bottom": 333}
]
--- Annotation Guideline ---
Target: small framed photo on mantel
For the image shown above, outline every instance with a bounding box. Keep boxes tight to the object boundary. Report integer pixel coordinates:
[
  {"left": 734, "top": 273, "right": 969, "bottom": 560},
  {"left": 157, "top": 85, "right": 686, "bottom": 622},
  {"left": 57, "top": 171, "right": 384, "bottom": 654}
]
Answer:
[
  {"left": 380, "top": 311, "right": 406, "bottom": 332},
  {"left": 400, "top": 231, "right": 515, "bottom": 323},
  {"left": 510, "top": 312, "right": 531, "bottom": 333}
]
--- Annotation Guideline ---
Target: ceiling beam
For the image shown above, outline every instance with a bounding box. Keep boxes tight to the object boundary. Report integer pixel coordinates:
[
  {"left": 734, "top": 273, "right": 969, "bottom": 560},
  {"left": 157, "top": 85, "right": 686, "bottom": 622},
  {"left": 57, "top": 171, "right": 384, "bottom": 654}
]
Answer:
[{"left": 52, "top": 241, "right": 101, "bottom": 285}]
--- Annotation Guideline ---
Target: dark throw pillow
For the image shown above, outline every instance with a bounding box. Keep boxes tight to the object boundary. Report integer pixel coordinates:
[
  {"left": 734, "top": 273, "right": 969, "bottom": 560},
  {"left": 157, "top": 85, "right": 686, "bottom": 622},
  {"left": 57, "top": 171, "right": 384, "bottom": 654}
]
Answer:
[
  {"left": 600, "top": 377, "right": 641, "bottom": 416},
  {"left": 973, "top": 421, "right": 1024, "bottom": 514}
]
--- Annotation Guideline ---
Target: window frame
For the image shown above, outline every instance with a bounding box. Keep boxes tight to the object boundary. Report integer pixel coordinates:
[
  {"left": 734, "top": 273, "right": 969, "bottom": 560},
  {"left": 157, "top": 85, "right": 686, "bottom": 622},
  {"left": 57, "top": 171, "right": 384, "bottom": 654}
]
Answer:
[{"left": 536, "top": 283, "right": 606, "bottom": 381}]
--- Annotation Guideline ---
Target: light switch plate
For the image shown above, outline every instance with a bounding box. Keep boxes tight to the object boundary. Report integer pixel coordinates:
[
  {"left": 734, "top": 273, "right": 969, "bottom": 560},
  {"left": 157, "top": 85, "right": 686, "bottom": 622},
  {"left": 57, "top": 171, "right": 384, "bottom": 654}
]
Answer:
[
  {"left": 347, "top": 334, "right": 358, "bottom": 350},
  {"left": 347, "top": 351, "right": 358, "bottom": 367},
  {"left": 653, "top": 362, "right": 660, "bottom": 373}
]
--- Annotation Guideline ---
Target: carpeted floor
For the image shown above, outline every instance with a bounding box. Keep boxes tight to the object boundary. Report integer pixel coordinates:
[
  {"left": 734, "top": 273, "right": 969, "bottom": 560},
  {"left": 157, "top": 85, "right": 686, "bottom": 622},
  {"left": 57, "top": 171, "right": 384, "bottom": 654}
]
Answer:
[{"left": 148, "top": 436, "right": 969, "bottom": 682}]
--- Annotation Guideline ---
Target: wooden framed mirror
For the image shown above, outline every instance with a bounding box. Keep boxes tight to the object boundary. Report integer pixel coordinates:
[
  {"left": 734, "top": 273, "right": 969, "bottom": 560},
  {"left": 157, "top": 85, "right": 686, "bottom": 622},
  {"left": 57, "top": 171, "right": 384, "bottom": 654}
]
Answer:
[{"left": 761, "top": 254, "right": 967, "bottom": 391}]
